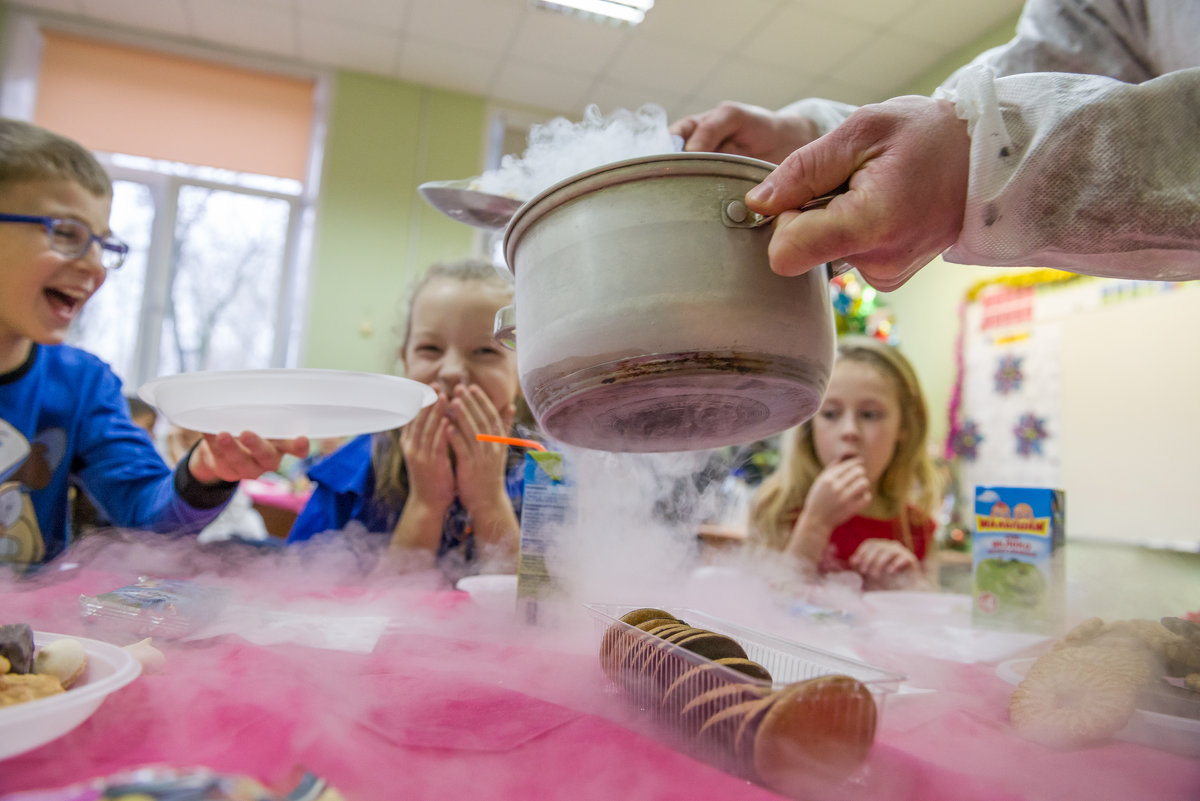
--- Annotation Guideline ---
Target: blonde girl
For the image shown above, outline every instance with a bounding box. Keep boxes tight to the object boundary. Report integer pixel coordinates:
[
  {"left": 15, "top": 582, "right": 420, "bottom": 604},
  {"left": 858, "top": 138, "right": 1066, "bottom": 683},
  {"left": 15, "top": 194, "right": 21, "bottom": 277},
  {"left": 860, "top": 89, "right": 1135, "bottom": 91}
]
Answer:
[
  {"left": 749, "top": 336, "right": 938, "bottom": 589},
  {"left": 288, "top": 259, "right": 527, "bottom": 578}
]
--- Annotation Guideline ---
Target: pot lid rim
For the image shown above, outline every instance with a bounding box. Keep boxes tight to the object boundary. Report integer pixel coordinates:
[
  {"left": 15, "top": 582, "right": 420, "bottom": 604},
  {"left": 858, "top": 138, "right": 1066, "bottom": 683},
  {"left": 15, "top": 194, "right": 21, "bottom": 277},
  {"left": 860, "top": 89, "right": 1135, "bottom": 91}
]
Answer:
[{"left": 501, "top": 151, "right": 776, "bottom": 275}]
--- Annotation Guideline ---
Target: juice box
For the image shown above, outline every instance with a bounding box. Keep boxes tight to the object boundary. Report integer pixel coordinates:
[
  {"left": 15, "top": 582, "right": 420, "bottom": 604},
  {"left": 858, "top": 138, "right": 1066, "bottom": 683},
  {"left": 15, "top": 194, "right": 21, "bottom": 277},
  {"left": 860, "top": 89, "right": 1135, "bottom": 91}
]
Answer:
[
  {"left": 515, "top": 450, "right": 574, "bottom": 625},
  {"left": 971, "top": 486, "right": 1065, "bottom": 634}
]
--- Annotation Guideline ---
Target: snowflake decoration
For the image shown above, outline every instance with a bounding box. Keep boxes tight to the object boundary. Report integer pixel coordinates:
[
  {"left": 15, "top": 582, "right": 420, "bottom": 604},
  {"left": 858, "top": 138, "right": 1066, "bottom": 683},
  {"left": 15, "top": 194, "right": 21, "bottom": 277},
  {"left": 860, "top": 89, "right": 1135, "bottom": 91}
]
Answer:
[
  {"left": 950, "top": 419, "right": 983, "bottom": 462},
  {"left": 993, "top": 354, "right": 1025, "bottom": 395},
  {"left": 1014, "top": 412, "right": 1049, "bottom": 457}
]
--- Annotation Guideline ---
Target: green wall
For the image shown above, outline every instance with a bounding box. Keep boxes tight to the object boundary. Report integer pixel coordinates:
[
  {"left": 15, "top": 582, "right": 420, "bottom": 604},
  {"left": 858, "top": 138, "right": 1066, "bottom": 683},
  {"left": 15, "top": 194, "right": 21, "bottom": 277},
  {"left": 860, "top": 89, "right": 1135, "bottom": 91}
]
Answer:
[
  {"left": 874, "top": 12, "right": 1023, "bottom": 450},
  {"left": 302, "top": 73, "right": 487, "bottom": 373}
]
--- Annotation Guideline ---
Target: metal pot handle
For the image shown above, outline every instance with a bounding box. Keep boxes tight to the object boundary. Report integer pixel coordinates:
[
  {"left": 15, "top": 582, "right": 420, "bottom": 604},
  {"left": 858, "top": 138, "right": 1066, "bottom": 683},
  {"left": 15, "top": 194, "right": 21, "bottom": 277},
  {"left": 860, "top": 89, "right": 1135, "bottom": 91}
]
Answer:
[
  {"left": 720, "top": 192, "right": 839, "bottom": 229},
  {"left": 721, "top": 195, "right": 851, "bottom": 278},
  {"left": 493, "top": 304, "right": 516, "bottom": 350}
]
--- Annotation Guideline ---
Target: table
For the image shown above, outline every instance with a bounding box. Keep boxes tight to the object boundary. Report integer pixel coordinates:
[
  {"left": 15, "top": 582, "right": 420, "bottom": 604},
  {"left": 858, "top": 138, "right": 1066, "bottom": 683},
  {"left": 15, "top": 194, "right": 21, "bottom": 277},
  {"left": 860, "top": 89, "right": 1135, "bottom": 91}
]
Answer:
[{"left": 1, "top": 541, "right": 1197, "bottom": 801}]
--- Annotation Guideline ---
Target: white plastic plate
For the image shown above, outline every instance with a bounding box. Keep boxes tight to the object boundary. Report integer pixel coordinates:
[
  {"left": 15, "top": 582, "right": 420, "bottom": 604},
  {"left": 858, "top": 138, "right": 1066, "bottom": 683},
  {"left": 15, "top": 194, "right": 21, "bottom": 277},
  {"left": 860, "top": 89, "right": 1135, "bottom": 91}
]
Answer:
[
  {"left": 139, "top": 368, "right": 436, "bottom": 439},
  {"left": 996, "top": 656, "right": 1200, "bottom": 757},
  {"left": 0, "top": 631, "right": 141, "bottom": 761}
]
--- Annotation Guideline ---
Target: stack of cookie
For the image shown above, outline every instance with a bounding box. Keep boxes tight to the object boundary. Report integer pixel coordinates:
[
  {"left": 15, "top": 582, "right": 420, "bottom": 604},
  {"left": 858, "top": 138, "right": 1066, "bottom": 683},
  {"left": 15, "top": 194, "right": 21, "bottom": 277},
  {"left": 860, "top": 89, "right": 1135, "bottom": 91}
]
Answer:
[{"left": 599, "top": 608, "right": 878, "bottom": 796}]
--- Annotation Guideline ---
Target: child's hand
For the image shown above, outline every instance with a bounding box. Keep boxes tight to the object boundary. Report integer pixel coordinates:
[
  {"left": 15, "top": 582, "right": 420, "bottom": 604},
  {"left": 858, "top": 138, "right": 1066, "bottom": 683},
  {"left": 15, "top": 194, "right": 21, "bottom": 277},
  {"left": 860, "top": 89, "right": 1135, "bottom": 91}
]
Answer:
[
  {"left": 848, "top": 538, "right": 922, "bottom": 582},
  {"left": 400, "top": 390, "right": 455, "bottom": 514},
  {"left": 803, "top": 458, "right": 872, "bottom": 530},
  {"left": 188, "top": 432, "right": 308, "bottom": 484},
  {"left": 445, "top": 384, "right": 516, "bottom": 514}
]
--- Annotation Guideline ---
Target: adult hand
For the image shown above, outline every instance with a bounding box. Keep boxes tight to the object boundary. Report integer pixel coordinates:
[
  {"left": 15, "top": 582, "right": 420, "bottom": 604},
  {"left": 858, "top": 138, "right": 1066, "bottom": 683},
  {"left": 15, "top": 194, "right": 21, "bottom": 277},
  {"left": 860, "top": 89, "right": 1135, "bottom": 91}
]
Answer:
[
  {"left": 848, "top": 538, "right": 922, "bottom": 581},
  {"left": 669, "top": 101, "right": 822, "bottom": 165},
  {"left": 444, "top": 384, "right": 516, "bottom": 515},
  {"left": 189, "top": 431, "right": 308, "bottom": 484},
  {"left": 399, "top": 389, "right": 456, "bottom": 515},
  {"left": 800, "top": 458, "right": 873, "bottom": 533},
  {"left": 745, "top": 95, "right": 970, "bottom": 290}
]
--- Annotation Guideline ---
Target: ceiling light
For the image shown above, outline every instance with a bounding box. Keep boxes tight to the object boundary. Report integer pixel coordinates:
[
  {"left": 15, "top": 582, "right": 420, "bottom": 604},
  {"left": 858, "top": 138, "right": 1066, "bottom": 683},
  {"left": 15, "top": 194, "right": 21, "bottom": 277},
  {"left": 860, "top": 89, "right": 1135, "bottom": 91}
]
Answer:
[{"left": 531, "top": 0, "right": 655, "bottom": 26}]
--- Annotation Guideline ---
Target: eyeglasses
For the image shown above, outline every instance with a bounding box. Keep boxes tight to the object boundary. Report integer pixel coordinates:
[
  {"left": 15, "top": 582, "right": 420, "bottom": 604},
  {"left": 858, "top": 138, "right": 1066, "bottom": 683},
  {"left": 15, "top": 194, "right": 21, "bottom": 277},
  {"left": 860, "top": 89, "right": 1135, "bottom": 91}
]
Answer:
[{"left": 0, "top": 213, "right": 130, "bottom": 270}]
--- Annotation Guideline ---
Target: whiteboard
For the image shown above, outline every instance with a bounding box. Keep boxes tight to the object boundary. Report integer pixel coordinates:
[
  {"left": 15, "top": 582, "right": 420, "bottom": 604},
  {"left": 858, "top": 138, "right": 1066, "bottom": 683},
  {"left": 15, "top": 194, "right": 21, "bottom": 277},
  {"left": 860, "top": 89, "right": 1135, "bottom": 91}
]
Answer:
[{"left": 1058, "top": 287, "right": 1200, "bottom": 548}]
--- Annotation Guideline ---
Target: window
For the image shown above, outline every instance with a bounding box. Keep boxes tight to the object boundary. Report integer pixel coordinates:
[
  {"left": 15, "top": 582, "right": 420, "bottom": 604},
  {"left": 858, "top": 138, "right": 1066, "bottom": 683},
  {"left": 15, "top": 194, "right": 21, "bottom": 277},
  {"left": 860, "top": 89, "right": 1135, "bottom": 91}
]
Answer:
[{"left": 69, "top": 156, "right": 306, "bottom": 387}]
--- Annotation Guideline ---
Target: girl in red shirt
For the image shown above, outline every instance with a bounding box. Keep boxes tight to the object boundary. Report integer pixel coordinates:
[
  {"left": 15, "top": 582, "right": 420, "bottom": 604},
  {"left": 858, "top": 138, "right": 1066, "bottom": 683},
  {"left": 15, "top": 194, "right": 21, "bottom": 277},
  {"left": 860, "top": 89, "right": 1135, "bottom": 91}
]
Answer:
[{"left": 750, "top": 336, "right": 938, "bottom": 590}]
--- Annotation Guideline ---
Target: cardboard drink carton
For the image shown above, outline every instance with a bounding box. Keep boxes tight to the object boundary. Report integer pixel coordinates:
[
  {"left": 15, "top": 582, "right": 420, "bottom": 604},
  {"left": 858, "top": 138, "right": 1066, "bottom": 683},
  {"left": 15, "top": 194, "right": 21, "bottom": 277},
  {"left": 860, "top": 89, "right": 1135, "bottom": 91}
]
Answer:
[
  {"left": 515, "top": 450, "right": 574, "bottom": 625},
  {"left": 971, "top": 486, "right": 1066, "bottom": 634}
]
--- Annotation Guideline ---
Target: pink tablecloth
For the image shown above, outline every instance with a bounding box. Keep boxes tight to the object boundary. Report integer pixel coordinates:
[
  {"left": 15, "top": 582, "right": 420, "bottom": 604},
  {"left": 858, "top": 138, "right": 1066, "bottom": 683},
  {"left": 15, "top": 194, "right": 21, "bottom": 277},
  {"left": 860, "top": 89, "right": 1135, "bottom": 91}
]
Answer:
[{"left": 1, "top": 559, "right": 1197, "bottom": 801}]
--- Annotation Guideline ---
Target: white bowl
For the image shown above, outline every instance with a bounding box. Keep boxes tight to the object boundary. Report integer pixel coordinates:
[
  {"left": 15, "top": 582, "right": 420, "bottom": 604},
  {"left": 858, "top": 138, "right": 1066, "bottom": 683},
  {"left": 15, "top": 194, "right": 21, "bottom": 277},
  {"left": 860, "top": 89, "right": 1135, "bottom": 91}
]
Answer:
[
  {"left": 862, "top": 591, "right": 972, "bottom": 620},
  {"left": 0, "top": 631, "right": 141, "bottom": 761},
  {"left": 456, "top": 574, "right": 518, "bottom": 611}
]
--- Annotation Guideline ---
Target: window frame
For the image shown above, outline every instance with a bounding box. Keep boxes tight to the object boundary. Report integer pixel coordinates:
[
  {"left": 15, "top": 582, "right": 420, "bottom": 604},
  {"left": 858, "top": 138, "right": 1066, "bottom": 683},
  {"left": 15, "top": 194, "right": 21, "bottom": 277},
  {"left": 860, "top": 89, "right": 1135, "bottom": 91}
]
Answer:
[{"left": 98, "top": 158, "right": 307, "bottom": 386}]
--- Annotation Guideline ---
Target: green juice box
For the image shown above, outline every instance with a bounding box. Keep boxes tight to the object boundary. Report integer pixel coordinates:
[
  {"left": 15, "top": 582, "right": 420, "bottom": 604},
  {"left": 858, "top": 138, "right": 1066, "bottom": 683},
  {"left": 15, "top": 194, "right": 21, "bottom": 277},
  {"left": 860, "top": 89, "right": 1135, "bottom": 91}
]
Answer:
[
  {"left": 515, "top": 450, "right": 574, "bottom": 626},
  {"left": 971, "top": 486, "right": 1066, "bottom": 634}
]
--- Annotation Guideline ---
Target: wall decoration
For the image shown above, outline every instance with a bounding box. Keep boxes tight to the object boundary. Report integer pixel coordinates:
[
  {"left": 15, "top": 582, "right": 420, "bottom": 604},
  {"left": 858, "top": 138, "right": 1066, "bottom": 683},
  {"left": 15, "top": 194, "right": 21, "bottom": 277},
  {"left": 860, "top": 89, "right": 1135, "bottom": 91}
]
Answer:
[
  {"left": 1013, "top": 412, "right": 1049, "bottom": 457},
  {"left": 993, "top": 353, "right": 1025, "bottom": 395}
]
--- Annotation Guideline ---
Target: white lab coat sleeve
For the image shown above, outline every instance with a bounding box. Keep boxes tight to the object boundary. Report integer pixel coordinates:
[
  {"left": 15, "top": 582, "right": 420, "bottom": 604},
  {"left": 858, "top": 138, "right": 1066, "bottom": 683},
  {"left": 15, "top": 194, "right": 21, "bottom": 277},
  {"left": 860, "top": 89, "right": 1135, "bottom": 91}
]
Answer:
[
  {"left": 933, "top": 0, "right": 1200, "bottom": 280},
  {"left": 778, "top": 97, "right": 858, "bottom": 138},
  {"left": 936, "top": 64, "right": 1200, "bottom": 280}
]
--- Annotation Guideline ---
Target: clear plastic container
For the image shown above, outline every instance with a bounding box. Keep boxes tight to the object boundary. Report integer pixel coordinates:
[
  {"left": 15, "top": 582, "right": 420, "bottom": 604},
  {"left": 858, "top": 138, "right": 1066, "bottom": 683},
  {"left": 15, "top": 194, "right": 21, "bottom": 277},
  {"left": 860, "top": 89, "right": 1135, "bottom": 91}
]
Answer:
[{"left": 587, "top": 603, "right": 905, "bottom": 795}]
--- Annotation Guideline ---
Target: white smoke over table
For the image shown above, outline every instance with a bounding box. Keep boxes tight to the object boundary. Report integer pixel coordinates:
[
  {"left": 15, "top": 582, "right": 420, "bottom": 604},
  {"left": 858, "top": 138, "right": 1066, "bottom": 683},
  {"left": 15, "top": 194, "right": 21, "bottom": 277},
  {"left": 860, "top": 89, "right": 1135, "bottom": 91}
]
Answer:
[{"left": 475, "top": 103, "right": 680, "bottom": 202}]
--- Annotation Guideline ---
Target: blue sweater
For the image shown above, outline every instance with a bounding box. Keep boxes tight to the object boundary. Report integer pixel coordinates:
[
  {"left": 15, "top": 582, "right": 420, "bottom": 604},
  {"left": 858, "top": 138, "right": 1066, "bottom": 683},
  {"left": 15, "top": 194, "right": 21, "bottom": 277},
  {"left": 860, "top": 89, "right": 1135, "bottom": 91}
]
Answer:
[
  {"left": 0, "top": 345, "right": 234, "bottom": 565},
  {"left": 287, "top": 433, "right": 525, "bottom": 563}
]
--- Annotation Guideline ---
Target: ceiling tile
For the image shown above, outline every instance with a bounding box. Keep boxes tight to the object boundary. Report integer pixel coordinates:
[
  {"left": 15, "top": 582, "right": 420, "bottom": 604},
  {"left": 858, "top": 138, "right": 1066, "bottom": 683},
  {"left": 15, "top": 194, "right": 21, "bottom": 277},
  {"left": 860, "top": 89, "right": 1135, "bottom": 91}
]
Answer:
[
  {"left": 297, "top": 0, "right": 410, "bottom": 32},
  {"left": 297, "top": 14, "right": 402, "bottom": 75},
  {"left": 603, "top": 34, "right": 724, "bottom": 98},
  {"left": 509, "top": 10, "right": 628, "bottom": 71},
  {"left": 490, "top": 58, "right": 592, "bottom": 114},
  {"left": 827, "top": 30, "right": 949, "bottom": 95},
  {"left": 894, "top": 0, "right": 1023, "bottom": 46},
  {"left": 77, "top": 0, "right": 191, "bottom": 37},
  {"left": 790, "top": 0, "right": 919, "bottom": 28},
  {"left": 395, "top": 37, "right": 501, "bottom": 97},
  {"left": 407, "top": 0, "right": 525, "bottom": 56},
  {"left": 746, "top": 4, "right": 877, "bottom": 71},
  {"left": 190, "top": 0, "right": 296, "bottom": 59},
  {"left": 13, "top": 0, "right": 86, "bottom": 14},
  {"left": 633, "top": 0, "right": 778, "bottom": 52},
  {"left": 696, "top": 56, "right": 827, "bottom": 112},
  {"left": 804, "top": 72, "right": 885, "bottom": 107}
]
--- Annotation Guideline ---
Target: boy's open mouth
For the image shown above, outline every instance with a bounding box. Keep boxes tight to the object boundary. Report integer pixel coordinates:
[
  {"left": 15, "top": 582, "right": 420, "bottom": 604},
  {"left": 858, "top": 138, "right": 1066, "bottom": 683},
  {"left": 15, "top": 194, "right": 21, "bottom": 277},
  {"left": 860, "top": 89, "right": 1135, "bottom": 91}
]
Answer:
[{"left": 44, "top": 287, "right": 83, "bottom": 317}]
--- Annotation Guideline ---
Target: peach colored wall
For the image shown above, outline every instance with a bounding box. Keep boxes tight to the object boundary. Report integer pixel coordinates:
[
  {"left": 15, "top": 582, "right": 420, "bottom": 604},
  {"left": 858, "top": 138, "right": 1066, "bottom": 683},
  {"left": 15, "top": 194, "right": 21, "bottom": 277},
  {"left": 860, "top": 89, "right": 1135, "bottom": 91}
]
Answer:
[{"left": 35, "top": 32, "right": 314, "bottom": 181}]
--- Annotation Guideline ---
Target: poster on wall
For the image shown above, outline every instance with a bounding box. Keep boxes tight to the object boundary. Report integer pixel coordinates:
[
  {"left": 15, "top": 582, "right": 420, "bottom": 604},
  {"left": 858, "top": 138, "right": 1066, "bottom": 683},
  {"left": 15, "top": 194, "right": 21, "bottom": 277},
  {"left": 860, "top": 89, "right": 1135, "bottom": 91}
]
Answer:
[
  {"left": 953, "top": 283, "right": 1063, "bottom": 497},
  {"left": 948, "top": 274, "right": 1197, "bottom": 546}
]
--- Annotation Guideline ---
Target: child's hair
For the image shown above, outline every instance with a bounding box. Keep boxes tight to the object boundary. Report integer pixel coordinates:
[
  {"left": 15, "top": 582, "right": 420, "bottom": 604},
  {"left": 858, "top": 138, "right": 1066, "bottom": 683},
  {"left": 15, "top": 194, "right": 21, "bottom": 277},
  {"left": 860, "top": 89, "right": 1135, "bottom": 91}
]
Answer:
[
  {"left": 124, "top": 395, "right": 158, "bottom": 433},
  {"left": 372, "top": 258, "right": 521, "bottom": 508},
  {"left": 749, "top": 335, "right": 937, "bottom": 553},
  {"left": 0, "top": 118, "right": 111, "bottom": 196}
]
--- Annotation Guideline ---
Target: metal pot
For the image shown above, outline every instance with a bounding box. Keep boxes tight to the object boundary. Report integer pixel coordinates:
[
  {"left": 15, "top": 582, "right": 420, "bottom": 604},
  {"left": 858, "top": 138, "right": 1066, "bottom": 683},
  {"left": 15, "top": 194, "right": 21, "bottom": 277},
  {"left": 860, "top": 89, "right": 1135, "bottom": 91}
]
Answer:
[{"left": 501, "top": 153, "right": 835, "bottom": 453}]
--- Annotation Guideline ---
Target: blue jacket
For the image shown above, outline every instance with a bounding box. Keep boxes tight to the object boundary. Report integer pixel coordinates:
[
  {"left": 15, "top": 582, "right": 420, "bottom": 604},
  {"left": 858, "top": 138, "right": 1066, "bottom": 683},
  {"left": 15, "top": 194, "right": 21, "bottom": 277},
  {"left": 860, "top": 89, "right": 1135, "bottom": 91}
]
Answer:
[
  {"left": 287, "top": 433, "right": 525, "bottom": 563},
  {"left": 0, "top": 344, "right": 234, "bottom": 565}
]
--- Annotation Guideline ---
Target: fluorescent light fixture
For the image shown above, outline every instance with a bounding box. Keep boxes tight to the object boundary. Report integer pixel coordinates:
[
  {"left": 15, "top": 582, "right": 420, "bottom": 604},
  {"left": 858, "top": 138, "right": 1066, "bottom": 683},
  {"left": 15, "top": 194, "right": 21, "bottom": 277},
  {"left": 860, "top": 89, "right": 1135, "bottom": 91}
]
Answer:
[{"left": 531, "top": 0, "right": 655, "bottom": 26}]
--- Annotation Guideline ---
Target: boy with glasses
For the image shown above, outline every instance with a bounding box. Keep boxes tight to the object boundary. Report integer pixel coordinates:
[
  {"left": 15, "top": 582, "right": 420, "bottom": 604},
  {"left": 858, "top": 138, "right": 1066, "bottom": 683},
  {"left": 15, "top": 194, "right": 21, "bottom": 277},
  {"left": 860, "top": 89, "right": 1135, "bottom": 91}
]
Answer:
[{"left": 0, "top": 118, "right": 307, "bottom": 569}]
